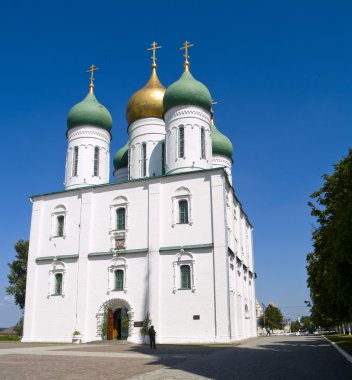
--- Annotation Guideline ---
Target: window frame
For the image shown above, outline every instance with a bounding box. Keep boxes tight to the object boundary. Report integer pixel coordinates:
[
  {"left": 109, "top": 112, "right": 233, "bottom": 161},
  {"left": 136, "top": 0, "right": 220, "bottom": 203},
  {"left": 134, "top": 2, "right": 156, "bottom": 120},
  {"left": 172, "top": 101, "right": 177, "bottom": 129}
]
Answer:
[
  {"left": 72, "top": 146, "right": 79, "bottom": 177},
  {"left": 180, "top": 264, "right": 191, "bottom": 289},
  {"left": 48, "top": 260, "right": 66, "bottom": 298},
  {"left": 201, "top": 127, "right": 206, "bottom": 159},
  {"left": 141, "top": 142, "right": 147, "bottom": 177},
  {"left": 114, "top": 269, "right": 124, "bottom": 291},
  {"left": 178, "top": 199, "right": 189, "bottom": 224},
  {"left": 108, "top": 257, "right": 127, "bottom": 294},
  {"left": 171, "top": 186, "right": 193, "bottom": 227},
  {"left": 172, "top": 250, "right": 195, "bottom": 293},
  {"left": 116, "top": 207, "right": 126, "bottom": 230},
  {"left": 178, "top": 126, "right": 185, "bottom": 158},
  {"left": 93, "top": 146, "right": 100, "bottom": 177},
  {"left": 51, "top": 205, "right": 67, "bottom": 239}
]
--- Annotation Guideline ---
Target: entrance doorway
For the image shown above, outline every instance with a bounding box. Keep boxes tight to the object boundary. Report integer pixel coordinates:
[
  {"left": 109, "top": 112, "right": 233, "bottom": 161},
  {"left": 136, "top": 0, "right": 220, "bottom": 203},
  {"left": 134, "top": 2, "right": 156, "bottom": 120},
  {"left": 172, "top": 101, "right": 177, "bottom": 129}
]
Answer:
[{"left": 107, "top": 307, "right": 129, "bottom": 340}]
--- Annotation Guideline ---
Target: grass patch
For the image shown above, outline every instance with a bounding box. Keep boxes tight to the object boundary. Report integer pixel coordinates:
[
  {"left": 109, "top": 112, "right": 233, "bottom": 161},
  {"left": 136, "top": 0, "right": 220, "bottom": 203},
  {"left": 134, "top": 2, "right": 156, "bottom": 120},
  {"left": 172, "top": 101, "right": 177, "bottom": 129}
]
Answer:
[
  {"left": 326, "top": 334, "right": 352, "bottom": 355},
  {"left": 0, "top": 335, "right": 20, "bottom": 341}
]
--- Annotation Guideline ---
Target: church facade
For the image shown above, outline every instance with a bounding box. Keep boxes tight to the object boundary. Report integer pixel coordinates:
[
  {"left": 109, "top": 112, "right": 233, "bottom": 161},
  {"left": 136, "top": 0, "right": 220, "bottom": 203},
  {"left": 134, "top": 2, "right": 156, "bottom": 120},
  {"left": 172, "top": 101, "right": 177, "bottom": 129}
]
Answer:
[{"left": 22, "top": 43, "right": 257, "bottom": 344}]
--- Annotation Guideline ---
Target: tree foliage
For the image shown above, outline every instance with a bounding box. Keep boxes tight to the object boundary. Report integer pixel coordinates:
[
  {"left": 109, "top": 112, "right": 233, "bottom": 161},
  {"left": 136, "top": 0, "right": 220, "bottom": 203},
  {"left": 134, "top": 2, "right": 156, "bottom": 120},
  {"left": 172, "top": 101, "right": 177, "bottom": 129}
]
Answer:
[
  {"left": 5, "top": 240, "right": 29, "bottom": 310},
  {"left": 307, "top": 150, "right": 352, "bottom": 326},
  {"left": 290, "top": 320, "right": 301, "bottom": 333},
  {"left": 259, "top": 303, "right": 285, "bottom": 330}
]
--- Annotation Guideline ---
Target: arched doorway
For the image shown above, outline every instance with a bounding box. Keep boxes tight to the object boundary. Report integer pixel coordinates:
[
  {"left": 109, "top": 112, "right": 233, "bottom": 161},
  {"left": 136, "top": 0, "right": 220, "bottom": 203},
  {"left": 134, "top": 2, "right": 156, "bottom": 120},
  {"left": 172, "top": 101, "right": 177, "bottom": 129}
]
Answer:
[
  {"left": 98, "top": 298, "right": 133, "bottom": 341},
  {"left": 108, "top": 306, "right": 129, "bottom": 340}
]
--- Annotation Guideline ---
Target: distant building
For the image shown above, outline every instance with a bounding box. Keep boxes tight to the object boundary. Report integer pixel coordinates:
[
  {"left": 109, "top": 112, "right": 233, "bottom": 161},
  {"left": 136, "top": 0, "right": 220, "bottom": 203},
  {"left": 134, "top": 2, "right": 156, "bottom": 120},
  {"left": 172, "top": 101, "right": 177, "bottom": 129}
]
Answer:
[{"left": 23, "top": 43, "right": 257, "bottom": 344}]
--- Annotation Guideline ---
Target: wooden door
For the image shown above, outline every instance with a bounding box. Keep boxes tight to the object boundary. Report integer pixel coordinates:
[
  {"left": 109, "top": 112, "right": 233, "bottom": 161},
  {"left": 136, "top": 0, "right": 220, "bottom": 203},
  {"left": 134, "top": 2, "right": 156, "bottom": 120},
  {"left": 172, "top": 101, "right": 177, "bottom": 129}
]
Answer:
[{"left": 107, "top": 308, "right": 113, "bottom": 340}]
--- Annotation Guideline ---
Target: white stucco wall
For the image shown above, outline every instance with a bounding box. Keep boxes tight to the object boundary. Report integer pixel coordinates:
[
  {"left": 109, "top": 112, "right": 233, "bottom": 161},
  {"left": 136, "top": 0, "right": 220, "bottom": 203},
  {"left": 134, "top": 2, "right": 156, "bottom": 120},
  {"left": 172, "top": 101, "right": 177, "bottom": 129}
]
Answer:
[{"left": 23, "top": 168, "right": 257, "bottom": 344}]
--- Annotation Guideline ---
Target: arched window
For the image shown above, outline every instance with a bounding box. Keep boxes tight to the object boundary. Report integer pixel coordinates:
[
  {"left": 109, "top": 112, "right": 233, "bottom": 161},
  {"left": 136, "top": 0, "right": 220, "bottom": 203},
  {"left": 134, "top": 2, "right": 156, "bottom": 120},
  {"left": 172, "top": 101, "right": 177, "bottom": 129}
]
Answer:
[
  {"left": 201, "top": 128, "right": 205, "bottom": 159},
  {"left": 161, "top": 142, "right": 165, "bottom": 175},
  {"left": 93, "top": 146, "right": 100, "bottom": 176},
  {"left": 72, "top": 146, "right": 79, "bottom": 177},
  {"left": 141, "top": 143, "right": 147, "bottom": 177},
  {"left": 55, "top": 273, "right": 63, "bottom": 295},
  {"left": 179, "top": 126, "right": 185, "bottom": 158},
  {"left": 114, "top": 270, "right": 124, "bottom": 290},
  {"left": 116, "top": 208, "right": 126, "bottom": 230},
  {"left": 56, "top": 215, "right": 65, "bottom": 237},
  {"left": 180, "top": 265, "right": 191, "bottom": 289},
  {"left": 179, "top": 200, "right": 188, "bottom": 224}
]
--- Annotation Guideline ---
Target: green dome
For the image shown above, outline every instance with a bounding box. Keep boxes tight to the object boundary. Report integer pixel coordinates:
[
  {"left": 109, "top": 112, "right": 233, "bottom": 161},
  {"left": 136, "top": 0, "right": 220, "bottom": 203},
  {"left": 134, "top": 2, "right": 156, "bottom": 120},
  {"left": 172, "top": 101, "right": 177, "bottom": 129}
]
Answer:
[
  {"left": 67, "top": 92, "right": 112, "bottom": 132},
  {"left": 113, "top": 141, "right": 129, "bottom": 171},
  {"left": 163, "top": 69, "right": 212, "bottom": 113},
  {"left": 211, "top": 121, "right": 233, "bottom": 159}
]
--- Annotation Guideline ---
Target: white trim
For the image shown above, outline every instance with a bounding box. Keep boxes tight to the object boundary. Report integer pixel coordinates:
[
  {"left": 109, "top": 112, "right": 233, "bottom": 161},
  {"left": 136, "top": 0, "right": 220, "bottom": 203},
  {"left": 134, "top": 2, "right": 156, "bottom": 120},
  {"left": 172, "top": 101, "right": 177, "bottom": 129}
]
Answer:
[
  {"left": 171, "top": 186, "right": 193, "bottom": 227},
  {"left": 48, "top": 260, "right": 66, "bottom": 298},
  {"left": 107, "top": 256, "right": 128, "bottom": 294},
  {"left": 172, "top": 250, "right": 195, "bottom": 293}
]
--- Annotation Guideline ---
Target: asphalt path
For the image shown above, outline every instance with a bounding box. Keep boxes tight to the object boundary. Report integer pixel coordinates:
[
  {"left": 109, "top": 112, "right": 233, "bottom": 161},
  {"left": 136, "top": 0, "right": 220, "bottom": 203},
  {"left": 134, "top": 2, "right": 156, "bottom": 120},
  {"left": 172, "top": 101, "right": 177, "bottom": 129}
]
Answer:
[
  {"left": 1, "top": 335, "right": 351, "bottom": 379},
  {"left": 131, "top": 335, "right": 352, "bottom": 379}
]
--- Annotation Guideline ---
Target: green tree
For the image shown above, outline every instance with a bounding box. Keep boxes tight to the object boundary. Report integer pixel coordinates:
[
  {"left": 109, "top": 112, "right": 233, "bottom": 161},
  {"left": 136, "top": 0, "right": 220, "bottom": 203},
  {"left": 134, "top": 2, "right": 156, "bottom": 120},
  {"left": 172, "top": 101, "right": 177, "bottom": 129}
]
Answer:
[
  {"left": 307, "top": 150, "right": 352, "bottom": 326},
  {"left": 259, "top": 303, "right": 285, "bottom": 330},
  {"left": 290, "top": 320, "right": 301, "bottom": 333},
  {"left": 300, "top": 316, "right": 314, "bottom": 329},
  {"left": 5, "top": 240, "right": 29, "bottom": 310}
]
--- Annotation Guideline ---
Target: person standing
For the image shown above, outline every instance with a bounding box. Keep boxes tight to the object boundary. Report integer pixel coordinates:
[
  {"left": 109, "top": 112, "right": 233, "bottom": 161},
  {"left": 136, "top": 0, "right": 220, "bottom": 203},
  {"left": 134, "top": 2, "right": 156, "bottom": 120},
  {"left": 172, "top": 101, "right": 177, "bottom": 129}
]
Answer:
[{"left": 148, "top": 325, "right": 156, "bottom": 349}]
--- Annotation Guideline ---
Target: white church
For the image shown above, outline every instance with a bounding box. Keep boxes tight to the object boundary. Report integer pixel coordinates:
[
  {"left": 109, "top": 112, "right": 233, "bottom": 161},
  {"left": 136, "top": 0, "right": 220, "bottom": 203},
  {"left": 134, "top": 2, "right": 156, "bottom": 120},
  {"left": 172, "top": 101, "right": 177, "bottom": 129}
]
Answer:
[{"left": 22, "top": 42, "right": 257, "bottom": 344}]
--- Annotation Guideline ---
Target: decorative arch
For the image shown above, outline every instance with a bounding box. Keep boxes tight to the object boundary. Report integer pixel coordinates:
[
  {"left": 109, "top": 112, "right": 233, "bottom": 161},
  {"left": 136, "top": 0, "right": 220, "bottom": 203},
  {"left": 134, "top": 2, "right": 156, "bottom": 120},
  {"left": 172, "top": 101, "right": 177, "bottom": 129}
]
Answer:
[
  {"left": 172, "top": 250, "right": 196, "bottom": 293},
  {"left": 50, "top": 205, "right": 68, "bottom": 239},
  {"left": 48, "top": 260, "right": 66, "bottom": 298},
  {"left": 110, "top": 196, "right": 129, "bottom": 250},
  {"left": 107, "top": 256, "right": 128, "bottom": 294},
  {"left": 172, "top": 186, "right": 193, "bottom": 227},
  {"left": 96, "top": 298, "right": 134, "bottom": 340}
]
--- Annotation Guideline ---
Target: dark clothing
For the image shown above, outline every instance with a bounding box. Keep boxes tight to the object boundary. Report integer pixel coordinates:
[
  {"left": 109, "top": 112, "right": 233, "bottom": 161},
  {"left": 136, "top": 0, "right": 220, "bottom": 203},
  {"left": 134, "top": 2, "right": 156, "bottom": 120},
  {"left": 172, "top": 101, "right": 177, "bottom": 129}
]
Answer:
[{"left": 148, "top": 326, "right": 156, "bottom": 349}]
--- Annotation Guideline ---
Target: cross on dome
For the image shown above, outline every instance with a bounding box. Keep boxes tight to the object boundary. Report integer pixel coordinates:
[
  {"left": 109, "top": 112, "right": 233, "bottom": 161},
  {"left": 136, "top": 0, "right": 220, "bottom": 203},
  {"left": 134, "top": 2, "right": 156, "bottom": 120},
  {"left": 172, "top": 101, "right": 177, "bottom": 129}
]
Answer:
[
  {"left": 147, "top": 41, "right": 162, "bottom": 68},
  {"left": 180, "top": 41, "right": 194, "bottom": 69},
  {"left": 86, "top": 64, "right": 99, "bottom": 93}
]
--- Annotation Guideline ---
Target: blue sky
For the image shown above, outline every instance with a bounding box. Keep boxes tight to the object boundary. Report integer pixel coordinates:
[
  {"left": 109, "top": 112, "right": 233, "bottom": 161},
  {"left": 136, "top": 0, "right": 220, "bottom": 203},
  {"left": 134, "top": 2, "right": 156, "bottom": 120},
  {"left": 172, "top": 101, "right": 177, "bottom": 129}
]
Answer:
[{"left": 1, "top": 0, "right": 352, "bottom": 326}]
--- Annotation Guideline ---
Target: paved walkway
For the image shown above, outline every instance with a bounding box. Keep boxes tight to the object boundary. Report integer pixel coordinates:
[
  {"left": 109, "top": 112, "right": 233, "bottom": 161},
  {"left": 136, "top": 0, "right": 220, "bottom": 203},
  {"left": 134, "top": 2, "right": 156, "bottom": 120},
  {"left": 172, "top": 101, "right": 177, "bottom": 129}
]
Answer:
[{"left": 0, "top": 336, "right": 351, "bottom": 379}]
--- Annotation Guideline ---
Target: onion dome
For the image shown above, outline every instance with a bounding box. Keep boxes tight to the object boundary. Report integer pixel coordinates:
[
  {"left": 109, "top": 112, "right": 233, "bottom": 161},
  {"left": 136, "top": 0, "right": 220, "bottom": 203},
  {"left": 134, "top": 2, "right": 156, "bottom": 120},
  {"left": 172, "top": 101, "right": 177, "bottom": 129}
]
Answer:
[
  {"left": 163, "top": 64, "right": 212, "bottom": 113},
  {"left": 67, "top": 91, "right": 112, "bottom": 133},
  {"left": 126, "top": 64, "right": 166, "bottom": 126},
  {"left": 113, "top": 141, "right": 129, "bottom": 171},
  {"left": 211, "top": 120, "right": 233, "bottom": 159}
]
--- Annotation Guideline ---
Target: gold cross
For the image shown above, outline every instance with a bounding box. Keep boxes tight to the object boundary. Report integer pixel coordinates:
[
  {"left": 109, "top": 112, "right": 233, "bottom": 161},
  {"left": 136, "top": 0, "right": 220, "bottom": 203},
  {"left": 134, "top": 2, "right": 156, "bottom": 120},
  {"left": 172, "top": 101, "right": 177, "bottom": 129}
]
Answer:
[
  {"left": 147, "top": 41, "right": 161, "bottom": 67},
  {"left": 180, "top": 41, "right": 194, "bottom": 67},
  {"left": 86, "top": 64, "right": 99, "bottom": 92}
]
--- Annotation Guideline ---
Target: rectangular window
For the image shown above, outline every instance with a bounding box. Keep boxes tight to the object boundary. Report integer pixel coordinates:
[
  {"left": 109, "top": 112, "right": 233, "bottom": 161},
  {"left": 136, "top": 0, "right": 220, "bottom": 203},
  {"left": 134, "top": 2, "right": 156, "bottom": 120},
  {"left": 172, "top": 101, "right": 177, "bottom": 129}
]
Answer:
[
  {"left": 179, "top": 126, "right": 184, "bottom": 158},
  {"left": 201, "top": 128, "right": 206, "bottom": 159},
  {"left": 55, "top": 273, "right": 63, "bottom": 295},
  {"left": 57, "top": 215, "right": 64, "bottom": 237},
  {"left": 115, "top": 270, "right": 124, "bottom": 290},
  {"left": 179, "top": 200, "right": 188, "bottom": 224},
  {"left": 161, "top": 142, "right": 165, "bottom": 175},
  {"left": 181, "top": 265, "right": 191, "bottom": 289},
  {"left": 141, "top": 143, "right": 147, "bottom": 177},
  {"left": 93, "top": 146, "right": 99, "bottom": 176},
  {"left": 116, "top": 208, "right": 126, "bottom": 230},
  {"left": 72, "top": 146, "right": 79, "bottom": 177}
]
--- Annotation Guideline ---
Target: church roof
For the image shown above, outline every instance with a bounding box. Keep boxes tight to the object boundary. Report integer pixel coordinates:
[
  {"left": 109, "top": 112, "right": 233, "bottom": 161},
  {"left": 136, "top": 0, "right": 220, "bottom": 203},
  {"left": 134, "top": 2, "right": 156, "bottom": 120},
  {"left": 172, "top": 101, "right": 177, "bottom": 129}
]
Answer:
[
  {"left": 211, "top": 120, "right": 233, "bottom": 159},
  {"left": 163, "top": 67, "right": 212, "bottom": 113},
  {"left": 126, "top": 65, "right": 166, "bottom": 126},
  {"left": 67, "top": 91, "right": 112, "bottom": 132},
  {"left": 113, "top": 141, "right": 129, "bottom": 171}
]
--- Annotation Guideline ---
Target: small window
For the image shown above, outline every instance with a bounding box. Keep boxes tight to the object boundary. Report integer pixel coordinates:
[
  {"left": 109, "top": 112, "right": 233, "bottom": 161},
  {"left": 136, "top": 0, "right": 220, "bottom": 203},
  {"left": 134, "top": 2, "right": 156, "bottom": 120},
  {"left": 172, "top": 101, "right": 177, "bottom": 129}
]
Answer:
[
  {"left": 179, "top": 200, "right": 188, "bottom": 224},
  {"left": 93, "top": 146, "right": 99, "bottom": 176},
  {"left": 114, "top": 270, "right": 124, "bottom": 290},
  {"left": 116, "top": 208, "right": 126, "bottom": 230},
  {"left": 179, "top": 126, "right": 185, "bottom": 158},
  {"left": 201, "top": 128, "right": 206, "bottom": 159},
  {"left": 141, "top": 143, "right": 147, "bottom": 177},
  {"left": 55, "top": 273, "right": 63, "bottom": 295},
  {"left": 161, "top": 142, "right": 165, "bottom": 175},
  {"left": 57, "top": 215, "right": 64, "bottom": 237},
  {"left": 180, "top": 265, "right": 191, "bottom": 289},
  {"left": 72, "top": 146, "right": 79, "bottom": 177}
]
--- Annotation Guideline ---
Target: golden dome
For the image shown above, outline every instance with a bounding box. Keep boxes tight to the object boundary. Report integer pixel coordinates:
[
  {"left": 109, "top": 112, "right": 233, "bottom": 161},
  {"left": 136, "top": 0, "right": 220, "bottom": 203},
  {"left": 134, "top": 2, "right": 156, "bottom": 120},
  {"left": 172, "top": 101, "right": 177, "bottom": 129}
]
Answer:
[{"left": 126, "top": 64, "right": 166, "bottom": 125}]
